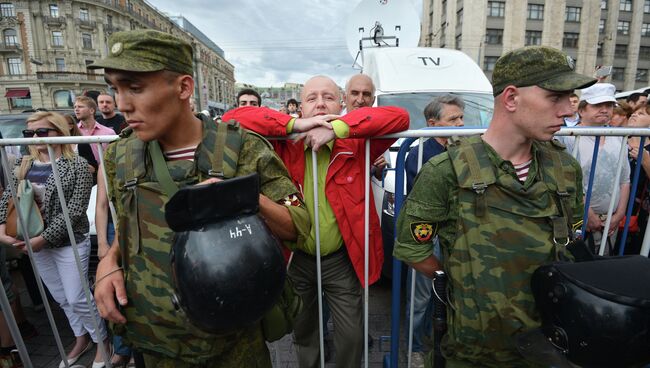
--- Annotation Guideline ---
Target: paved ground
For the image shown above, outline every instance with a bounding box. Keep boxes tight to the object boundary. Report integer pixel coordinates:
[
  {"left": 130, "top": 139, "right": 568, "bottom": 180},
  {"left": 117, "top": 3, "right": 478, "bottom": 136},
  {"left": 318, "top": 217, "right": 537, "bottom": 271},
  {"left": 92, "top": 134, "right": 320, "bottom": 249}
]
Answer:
[{"left": 12, "top": 270, "right": 410, "bottom": 368}]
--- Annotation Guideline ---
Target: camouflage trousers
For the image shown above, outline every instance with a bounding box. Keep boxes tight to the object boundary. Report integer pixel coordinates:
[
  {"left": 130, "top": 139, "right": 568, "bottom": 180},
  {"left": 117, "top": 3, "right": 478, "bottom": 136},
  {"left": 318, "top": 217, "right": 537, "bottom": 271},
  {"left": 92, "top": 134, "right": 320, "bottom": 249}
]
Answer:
[{"left": 140, "top": 327, "right": 272, "bottom": 368}]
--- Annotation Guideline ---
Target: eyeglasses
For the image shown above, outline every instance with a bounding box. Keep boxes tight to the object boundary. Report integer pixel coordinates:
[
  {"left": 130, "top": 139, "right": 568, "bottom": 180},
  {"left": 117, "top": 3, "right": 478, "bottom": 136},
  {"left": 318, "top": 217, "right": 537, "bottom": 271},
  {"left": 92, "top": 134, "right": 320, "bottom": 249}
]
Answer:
[{"left": 22, "top": 128, "right": 58, "bottom": 138}]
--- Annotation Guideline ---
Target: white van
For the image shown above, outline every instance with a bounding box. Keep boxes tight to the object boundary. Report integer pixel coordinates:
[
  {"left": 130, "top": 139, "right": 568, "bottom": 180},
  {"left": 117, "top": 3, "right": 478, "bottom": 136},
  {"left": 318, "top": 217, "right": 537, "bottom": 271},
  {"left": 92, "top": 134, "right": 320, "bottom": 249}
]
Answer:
[{"left": 363, "top": 47, "right": 494, "bottom": 277}]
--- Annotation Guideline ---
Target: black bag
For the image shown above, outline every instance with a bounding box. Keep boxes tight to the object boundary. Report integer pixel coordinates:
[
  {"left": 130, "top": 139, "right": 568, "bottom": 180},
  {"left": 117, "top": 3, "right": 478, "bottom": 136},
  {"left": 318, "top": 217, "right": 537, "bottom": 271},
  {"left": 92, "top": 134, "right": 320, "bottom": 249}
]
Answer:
[{"left": 529, "top": 252, "right": 650, "bottom": 368}]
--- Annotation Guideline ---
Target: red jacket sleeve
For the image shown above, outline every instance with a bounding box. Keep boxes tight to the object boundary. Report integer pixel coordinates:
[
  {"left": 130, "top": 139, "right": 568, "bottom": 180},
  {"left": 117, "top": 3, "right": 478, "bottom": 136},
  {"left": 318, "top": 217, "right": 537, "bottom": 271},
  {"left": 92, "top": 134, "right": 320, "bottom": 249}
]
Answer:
[
  {"left": 341, "top": 106, "right": 410, "bottom": 160},
  {"left": 222, "top": 106, "right": 293, "bottom": 136}
]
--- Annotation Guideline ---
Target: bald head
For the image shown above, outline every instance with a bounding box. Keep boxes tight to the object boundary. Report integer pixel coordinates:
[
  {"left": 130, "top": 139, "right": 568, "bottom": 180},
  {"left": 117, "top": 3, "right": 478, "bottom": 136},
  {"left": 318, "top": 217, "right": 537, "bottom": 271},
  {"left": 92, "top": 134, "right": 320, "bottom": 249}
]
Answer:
[
  {"left": 300, "top": 76, "right": 342, "bottom": 118},
  {"left": 344, "top": 74, "right": 375, "bottom": 111}
]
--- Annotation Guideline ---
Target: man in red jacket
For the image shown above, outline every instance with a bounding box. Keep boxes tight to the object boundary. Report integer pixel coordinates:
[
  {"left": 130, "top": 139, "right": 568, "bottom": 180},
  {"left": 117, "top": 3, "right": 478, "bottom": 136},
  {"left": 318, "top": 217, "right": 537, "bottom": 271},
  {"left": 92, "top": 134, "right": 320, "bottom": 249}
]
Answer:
[{"left": 223, "top": 75, "right": 408, "bottom": 368}]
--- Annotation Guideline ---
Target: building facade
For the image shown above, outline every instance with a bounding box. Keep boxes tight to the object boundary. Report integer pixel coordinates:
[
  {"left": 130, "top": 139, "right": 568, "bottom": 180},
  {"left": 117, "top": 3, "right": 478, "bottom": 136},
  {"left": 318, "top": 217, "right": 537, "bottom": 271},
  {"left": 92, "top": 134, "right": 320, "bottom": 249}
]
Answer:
[
  {"left": 420, "top": 0, "right": 650, "bottom": 91},
  {"left": 236, "top": 82, "right": 304, "bottom": 110},
  {"left": 0, "top": 0, "right": 235, "bottom": 114}
]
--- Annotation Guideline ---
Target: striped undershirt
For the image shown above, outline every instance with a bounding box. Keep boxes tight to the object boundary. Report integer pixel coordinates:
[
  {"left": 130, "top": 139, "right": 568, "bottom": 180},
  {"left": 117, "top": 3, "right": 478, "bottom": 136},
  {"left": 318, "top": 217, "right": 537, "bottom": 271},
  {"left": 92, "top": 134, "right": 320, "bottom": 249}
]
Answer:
[
  {"left": 514, "top": 160, "right": 532, "bottom": 183},
  {"left": 164, "top": 145, "right": 197, "bottom": 161}
]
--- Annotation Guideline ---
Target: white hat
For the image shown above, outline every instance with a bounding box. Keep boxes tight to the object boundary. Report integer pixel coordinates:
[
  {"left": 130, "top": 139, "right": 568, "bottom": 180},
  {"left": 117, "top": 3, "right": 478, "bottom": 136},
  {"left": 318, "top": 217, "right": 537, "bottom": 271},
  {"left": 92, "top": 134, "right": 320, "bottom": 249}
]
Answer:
[{"left": 579, "top": 83, "right": 617, "bottom": 105}]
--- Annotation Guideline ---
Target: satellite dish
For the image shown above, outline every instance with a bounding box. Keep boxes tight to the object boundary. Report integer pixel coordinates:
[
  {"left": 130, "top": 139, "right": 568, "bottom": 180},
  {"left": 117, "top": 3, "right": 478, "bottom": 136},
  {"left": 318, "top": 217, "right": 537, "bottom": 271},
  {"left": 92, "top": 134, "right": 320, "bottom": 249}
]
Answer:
[{"left": 345, "top": 0, "right": 420, "bottom": 68}]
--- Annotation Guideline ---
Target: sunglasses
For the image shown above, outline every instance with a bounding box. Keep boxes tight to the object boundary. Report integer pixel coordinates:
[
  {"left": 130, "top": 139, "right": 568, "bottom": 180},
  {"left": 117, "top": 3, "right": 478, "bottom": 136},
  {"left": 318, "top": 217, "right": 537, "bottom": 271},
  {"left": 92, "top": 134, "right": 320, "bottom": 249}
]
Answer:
[{"left": 22, "top": 128, "right": 58, "bottom": 138}]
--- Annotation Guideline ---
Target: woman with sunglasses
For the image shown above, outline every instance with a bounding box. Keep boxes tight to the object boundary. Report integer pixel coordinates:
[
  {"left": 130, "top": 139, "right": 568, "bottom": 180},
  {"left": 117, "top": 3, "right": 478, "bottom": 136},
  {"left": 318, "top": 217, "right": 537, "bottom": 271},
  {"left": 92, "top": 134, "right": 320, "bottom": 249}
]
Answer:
[{"left": 0, "top": 112, "right": 110, "bottom": 368}]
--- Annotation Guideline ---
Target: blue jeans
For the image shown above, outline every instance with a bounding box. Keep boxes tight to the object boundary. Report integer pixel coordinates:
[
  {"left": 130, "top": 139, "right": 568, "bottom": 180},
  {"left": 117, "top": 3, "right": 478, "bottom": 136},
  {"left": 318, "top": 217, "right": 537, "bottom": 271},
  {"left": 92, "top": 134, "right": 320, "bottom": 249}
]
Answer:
[
  {"left": 106, "top": 222, "right": 131, "bottom": 357},
  {"left": 405, "top": 240, "right": 441, "bottom": 352}
]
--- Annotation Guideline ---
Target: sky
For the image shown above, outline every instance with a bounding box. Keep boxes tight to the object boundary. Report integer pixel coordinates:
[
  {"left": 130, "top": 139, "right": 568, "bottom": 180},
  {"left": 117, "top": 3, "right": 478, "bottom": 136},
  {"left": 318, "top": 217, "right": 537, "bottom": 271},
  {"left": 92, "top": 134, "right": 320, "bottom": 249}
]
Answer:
[{"left": 148, "top": 0, "right": 423, "bottom": 88}]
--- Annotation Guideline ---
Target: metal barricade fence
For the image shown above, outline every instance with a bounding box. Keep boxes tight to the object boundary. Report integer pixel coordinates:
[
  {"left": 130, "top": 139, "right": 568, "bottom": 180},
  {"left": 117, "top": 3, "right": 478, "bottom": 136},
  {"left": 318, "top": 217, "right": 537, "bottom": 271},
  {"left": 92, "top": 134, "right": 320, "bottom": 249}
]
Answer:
[{"left": 0, "top": 127, "right": 649, "bottom": 368}]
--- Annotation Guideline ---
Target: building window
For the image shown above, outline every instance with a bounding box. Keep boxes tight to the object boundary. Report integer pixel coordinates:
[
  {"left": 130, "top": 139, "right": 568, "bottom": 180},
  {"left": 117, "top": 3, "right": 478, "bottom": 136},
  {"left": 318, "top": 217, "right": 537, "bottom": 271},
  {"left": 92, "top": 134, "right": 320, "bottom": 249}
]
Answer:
[
  {"left": 643, "top": 23, "right": 650, "bottom": 37},
  {"left": 485, "top": 28, "right": 503, "bottom": 45},
  {"left": 53, "top": 90, "right": 73, "bottom": 108},
  {"left": 600, "top": 19, "right": 605, "bottom": 33},
  {"left": 640, "top": 46, "right": 650, "bottom": 58},
  {"left": 49, "top": 4, "right": 59, "bottom": 17},
  {"left": 79, "top": 8, "right": 90, "bottom": 21},
  {"left": 484, "top": 56, "right": 498, "bottom": 72},
  {"left": 0, "top": 3, "right": 14, "bottom": 17},
  {"left": 637, "top": 69, "right": 648, "bottom": 82},
  {"left": 107, "top": 14, "right": 113, "bottom": 27},
  {"left": 455, "top": 34, "right": 462, "bottom": 50},
  {"left": 527, "top": 4, "right": 544, "bottom": 20},
  {"left": 620, "top": 0, "right": 632, "bottom": 11},
  {"left": 52, "top": 31, "right": 63, "bottom": 46},
  {"left": 563, "top": 32, "right": 579, "bottom": 48},
  {"left": 597, "top": 43, "right": 603, "bottom": 57},
  {"left": 82, "top": 33, "right": 92, "bottom": 49},
  {"left": 525, "top": 30, "right": 542, "bottom": 45},
  {"left": 55, "top": 58, "right": 65, "bottom": 72},
  {"left": 615, "top": 44, "right": 628, "bottom": 57},
  {"left": 612, "top": 67, "right": 625, "bottom": 80},
  {"left": 645, "top": 0, "right": 650, "bottom": 12},
  {"left": 456, "top": 8, "right": 463, "bottom": 27},
  {"left": 618, "top": 21, "right": 630, "bottom": 35},
  {"left": 7, "top": 57, "right": 21, "bottom": 75},
  {"left": 3, "top": 28, "right": 17, "bottom": 46},
  {"left": 565, "top": 7, "right": 581, "bottom": 22},
  {"left": 488, "top": 1, "right": 505, "bottom": 17},
  {"left": 9, "top": 94, "right": 31, "bottom": 109}
]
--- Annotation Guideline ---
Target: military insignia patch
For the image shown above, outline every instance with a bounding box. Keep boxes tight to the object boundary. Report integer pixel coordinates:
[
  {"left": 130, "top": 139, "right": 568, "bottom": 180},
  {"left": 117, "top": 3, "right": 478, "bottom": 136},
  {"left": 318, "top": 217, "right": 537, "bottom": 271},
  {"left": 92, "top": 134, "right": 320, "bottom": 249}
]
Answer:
[
  {"left": 410, "top": 222, "right": 436, "bottom": 243},
  {"left": 111, "top": 42, "right": 123, "bottom": 56}
]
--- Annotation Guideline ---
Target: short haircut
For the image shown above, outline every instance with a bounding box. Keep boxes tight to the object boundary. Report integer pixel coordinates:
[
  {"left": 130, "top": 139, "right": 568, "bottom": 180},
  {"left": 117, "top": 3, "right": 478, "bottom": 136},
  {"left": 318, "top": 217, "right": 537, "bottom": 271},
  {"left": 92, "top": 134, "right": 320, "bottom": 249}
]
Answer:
[
  {"left": 74, "top": 95, "right": 97, "bottom": 112},
  {"left": 570, "top": 93, "right": 578, "bottom": 99},
  {"left": 287, "top": 98, "right": 299, "bottom": 107},
  {"left": 627, "top": 92, "right": 648, "bottom": 103},
  {"left": 577, "top": 100, "right": 588, "bottom": 111},
  {"left": 97, "top": 92, "right": 115, "bottom": 102},
  {"left": 423, "top": 95, "right": 465, "bottom": 121},
  {"left": 237, "top": 88, "right": 261, "bottom": 105},
  {"left": 633, "top": 104, "right": 650, "bottom": 116}
]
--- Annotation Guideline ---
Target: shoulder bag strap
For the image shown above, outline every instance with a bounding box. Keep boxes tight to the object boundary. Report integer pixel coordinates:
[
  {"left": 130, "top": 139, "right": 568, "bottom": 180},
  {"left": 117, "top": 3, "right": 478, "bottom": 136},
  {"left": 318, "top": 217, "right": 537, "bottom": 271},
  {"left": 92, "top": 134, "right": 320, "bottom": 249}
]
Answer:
[{"left": 147, "top": 141, "right": 179, "bottom": 198}]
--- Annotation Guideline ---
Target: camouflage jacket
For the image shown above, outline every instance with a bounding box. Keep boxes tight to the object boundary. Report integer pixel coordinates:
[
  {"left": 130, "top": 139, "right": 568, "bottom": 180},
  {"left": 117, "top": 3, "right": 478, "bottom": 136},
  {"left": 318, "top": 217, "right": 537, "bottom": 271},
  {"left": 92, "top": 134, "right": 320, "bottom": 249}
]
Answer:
[
  {"left": 394, "top": 136, "right": 583, "bottom": 367},
  {"left": 104, "top": 115, "right": 305, "bottom": 365}
]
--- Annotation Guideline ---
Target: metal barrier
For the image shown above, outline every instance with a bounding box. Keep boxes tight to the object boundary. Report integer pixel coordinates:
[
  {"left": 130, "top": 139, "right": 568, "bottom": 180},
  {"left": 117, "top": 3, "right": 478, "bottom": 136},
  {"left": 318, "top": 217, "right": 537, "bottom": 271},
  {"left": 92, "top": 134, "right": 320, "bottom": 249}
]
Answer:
[{"left": 1, "top": 126, "right": 649, "bottom": 368}]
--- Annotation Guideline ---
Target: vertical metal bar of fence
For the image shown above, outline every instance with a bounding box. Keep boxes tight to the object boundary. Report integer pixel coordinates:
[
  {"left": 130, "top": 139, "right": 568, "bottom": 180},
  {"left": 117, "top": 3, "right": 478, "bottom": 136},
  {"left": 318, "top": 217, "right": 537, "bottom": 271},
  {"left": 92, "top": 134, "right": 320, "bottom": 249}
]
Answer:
[
  {"left": 619, "top": 136, "right": 646, "bottom": 254},
  {"left": 581, "top": 136, "right": 601, "bottom": 237},
  {"left": 311, "top": 149, "right": 326, "bottom": 368},
  {"left": 364, "top": 140, "right": 370, "bottom": 368},
  {"left": 0, "top": 146, "right": 67, "bottom": 368},
  {"left": 406, "top": 137, "right": 425, "bottom": 368},
  {"left": 388, "top": 137, "right": 417, "bottom": 368},
  {"left": 46, "top": 145, "right": 112, "bottom": 368},
  {"left": 599, "top": 137, "right": 629, "bottom": 255}
]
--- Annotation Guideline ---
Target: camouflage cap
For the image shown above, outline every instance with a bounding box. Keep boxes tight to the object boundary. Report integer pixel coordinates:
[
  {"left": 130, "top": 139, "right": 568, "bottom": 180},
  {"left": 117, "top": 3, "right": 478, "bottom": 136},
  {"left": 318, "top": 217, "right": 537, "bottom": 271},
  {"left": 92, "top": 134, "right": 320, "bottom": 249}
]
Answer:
[
  {"left": 88, "top": 30, "right": 193, "bottom": 75},
  {"left": 491, "top": 46, "right": 596, "bottom": 96}
]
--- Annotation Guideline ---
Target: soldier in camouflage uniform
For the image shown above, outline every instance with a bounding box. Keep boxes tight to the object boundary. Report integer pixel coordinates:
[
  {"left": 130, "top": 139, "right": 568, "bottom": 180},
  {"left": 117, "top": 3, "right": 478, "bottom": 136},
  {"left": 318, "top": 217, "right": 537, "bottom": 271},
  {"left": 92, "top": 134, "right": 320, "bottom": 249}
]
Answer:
[
  {"left": 394, "top": 46, "right": 597, "bottom": 367},
  {"left": 89, "top": 30, "right": 309, "bottom": 367}
]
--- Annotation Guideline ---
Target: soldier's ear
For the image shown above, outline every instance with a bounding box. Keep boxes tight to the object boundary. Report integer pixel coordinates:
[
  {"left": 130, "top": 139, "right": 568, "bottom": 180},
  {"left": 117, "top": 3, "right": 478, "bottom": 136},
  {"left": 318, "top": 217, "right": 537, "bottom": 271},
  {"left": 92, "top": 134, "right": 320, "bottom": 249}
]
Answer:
[
  {"left": 178, "top": 75, "right": 194, "bottom": 100},
  {"left": 500, "top": 85, "right": 519, "bottom": 112}
]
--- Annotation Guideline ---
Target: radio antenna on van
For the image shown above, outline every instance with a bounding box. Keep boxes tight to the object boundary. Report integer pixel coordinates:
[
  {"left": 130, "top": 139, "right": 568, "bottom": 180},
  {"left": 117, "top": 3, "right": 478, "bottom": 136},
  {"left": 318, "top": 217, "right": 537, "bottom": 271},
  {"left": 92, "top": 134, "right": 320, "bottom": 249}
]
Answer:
[{"left": 345, "top": 0, "right": 420, "bottom": 68}]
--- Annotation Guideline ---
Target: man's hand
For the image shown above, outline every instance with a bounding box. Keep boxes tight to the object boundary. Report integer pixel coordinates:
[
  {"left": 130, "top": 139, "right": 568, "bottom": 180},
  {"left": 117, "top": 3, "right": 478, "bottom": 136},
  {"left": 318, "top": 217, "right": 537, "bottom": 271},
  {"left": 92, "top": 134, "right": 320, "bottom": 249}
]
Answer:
[
  {"left": 293, "top": 115, "right": 339, "bottom": 132},
  {"left": 296, "top": 126, "right": 336, "bottom": 152},
  {"left": 586, "top": 209, "right": 603, "bottom": 232},
  {"left": 608, "top": 211, "right": 624, "bottom": 236},
  {"left": 373, "top": 156, "right": 387, "bottom": 180},
  {"left": 94, "top": 247, "right": 127, "bottom": 324}
]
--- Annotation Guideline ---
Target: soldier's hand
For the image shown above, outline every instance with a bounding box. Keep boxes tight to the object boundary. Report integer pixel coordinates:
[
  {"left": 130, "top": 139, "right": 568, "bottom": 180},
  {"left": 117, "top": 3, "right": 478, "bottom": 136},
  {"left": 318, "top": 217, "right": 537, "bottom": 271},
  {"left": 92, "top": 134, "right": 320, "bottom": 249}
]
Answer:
[
  {"left": 94, "top": 251, "right": 127, "bottom": 324},
  {"left": 293, "top": 115, "right": 338, "bottom": 132},
  {"left": 297, "top": 126, "right": 336, "bottom": 152},
  {"left": 197, "top": 177, "right": 222, "bottom": 185}
]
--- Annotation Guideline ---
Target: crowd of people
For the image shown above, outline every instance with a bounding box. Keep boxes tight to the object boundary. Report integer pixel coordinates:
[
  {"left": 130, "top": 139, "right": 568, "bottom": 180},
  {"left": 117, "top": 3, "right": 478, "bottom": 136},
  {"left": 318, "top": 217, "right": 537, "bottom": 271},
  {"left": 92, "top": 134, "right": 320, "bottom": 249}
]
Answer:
[{"left": 0, "top": 28, "right": 649, "bottom": 368}]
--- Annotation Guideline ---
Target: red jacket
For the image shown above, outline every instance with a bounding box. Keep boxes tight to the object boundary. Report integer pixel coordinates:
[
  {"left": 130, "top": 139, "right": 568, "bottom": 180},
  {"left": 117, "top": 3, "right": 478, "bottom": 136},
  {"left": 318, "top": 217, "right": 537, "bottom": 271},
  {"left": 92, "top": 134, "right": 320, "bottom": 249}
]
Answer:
[{"left": 223, "top": 106, "right": 409, "bottom": 286}]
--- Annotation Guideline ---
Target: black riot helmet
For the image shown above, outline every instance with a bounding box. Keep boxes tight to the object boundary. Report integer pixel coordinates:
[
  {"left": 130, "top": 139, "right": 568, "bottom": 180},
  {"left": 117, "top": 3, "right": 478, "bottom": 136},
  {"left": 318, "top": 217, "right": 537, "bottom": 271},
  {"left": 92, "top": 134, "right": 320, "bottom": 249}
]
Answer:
[
  {"left": 527, "top": 255, "right": 650, "bottom": 368},
  {"left": 166, "top": 173, "right": 286, "bottom": 334}
]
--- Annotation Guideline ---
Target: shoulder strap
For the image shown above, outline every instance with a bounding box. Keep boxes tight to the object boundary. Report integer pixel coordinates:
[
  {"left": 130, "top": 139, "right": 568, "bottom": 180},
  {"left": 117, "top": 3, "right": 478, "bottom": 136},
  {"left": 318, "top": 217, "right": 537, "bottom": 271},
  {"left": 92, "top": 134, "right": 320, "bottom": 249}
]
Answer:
[
  {"left": 115, "top": 132, "right": 147, "bottom": 189},
  {"left": 447, "top": 136, "right": 496, "bottom": 217},
  {"left": 197, "top": 119, "right": 244, "bottom": 180},
  {"left": 148, "top": 141, "right": 179, "bottom": 198}
]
